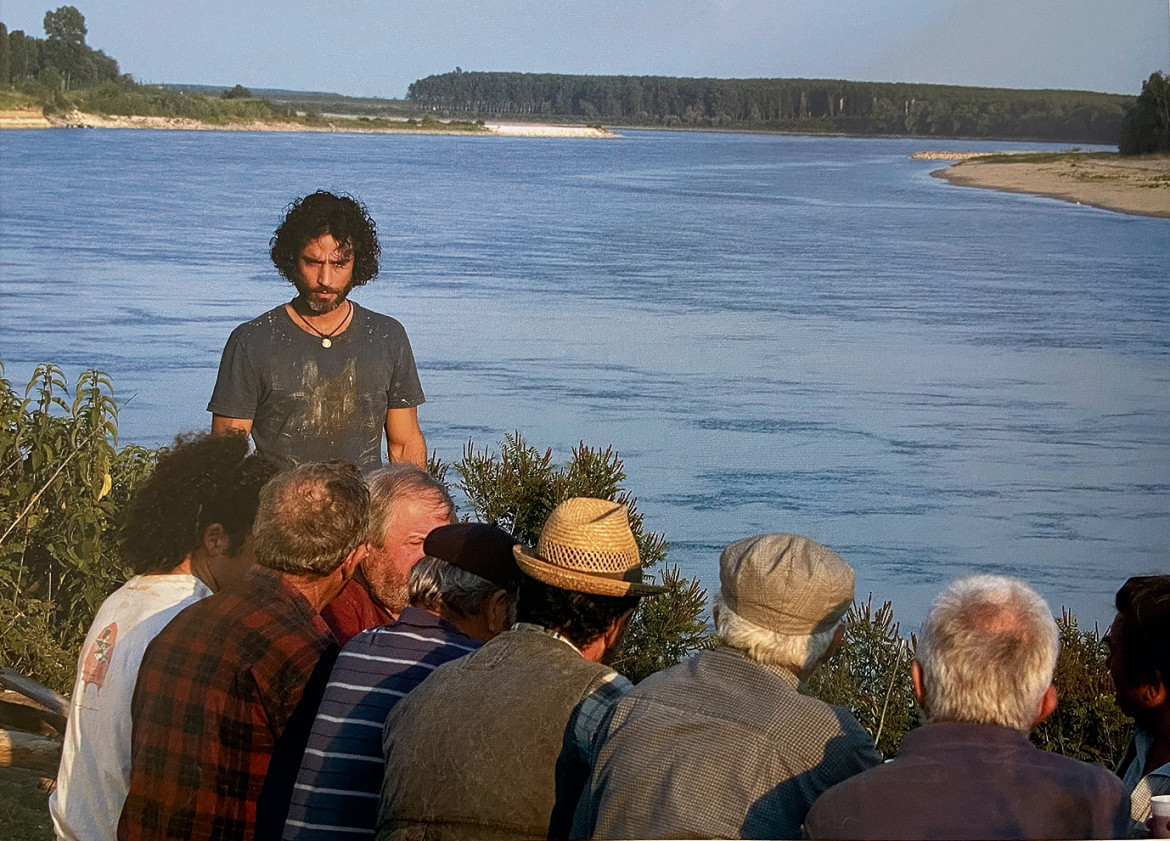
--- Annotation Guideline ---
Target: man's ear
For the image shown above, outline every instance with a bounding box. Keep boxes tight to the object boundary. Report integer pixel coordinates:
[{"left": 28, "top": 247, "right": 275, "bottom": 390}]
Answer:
[
  {"left": 911, "top": 661, "right": 927, "bottom": 707},
  {"left": 603, "top": 608, "right": 635, "bottom": 649},
  {"left": 817, "top": 624, "right": 846, "bottom": 666},
  {"left": 201, "top": 522, "right": 230, "bottom": 558},
  {"left": 1033, "top": 684, "right": 1058, "bottom": 727},
  {"left": 1135, "top": 674, "right": 1168, "bottom": 710},
  {"left": 341, "top": 543, "right": 368, "bottom": 582},
  {"left": 485, "top": 590, "right": 510, "bottom": 635}
]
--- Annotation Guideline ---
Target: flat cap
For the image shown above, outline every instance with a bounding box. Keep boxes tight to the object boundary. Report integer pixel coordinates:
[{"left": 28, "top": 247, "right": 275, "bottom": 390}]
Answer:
[
  {"left": 719, "top": 533, "right": 854, "bottom": 636},
  {"left": 423, "top": 522, "right": 521, "bottom": 591}
]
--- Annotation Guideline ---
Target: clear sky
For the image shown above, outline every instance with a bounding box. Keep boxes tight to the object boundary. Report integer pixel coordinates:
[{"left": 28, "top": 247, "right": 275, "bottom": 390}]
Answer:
[{"left": 2, "top": 0, "right": 1168, "bottom": 98}]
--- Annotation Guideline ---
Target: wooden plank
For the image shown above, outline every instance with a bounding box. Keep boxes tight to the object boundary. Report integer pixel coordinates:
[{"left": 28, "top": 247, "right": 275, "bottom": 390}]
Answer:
[
  {"left": 0, "top": 667, "right": 69, "bottom": 719},
  {"left": 0, "top": 728, "right": 61, "bottom": 775},
  {"left": 0, "top": 699, "right": 66, "bottom": 736}
]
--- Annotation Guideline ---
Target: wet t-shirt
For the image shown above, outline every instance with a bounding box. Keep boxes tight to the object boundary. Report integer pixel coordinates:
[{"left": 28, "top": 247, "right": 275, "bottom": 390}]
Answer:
[{"left": 207, "top": 302, "right": 424, "bottom": 471}]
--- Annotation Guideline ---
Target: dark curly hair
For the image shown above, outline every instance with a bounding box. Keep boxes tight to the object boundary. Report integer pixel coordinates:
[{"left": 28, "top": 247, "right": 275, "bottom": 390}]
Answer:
[
  {"left": 516, "top": 575, "right": 640, "bottom": 649},
  {"left": 119, "top": 432, "right": 279, "bottom": 574},
  {"left": 269, "top": 191, "right": 380, "bottom": 287},
  {"left": 1114, "top": 575, "right": 1170, "bottom": 689}
]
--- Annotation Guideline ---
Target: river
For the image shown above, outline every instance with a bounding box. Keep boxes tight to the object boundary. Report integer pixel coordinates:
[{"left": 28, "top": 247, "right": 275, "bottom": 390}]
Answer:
[{"left": 1, "top": 127, "right": 1167, "bottom": 629}]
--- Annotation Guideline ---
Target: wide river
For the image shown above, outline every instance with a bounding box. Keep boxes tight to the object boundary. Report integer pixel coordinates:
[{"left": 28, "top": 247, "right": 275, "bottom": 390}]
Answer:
[{"left": 1, "top": 128, "right": 1168, "bottom": 629}]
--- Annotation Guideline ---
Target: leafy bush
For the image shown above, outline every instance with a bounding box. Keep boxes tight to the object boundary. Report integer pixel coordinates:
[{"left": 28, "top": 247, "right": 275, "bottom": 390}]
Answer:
[
  {"left": 0, "top": 362, "right": 156, "bottom": 694},
  {"left": 810, "top": 596, "right": 916, "bottom": 758},
  {"left": 69, "top": 82, "right": 285, "bottom": 123},
  {"left": 455, "top": 433, "right": 713, "bottom": 682},
  {"left": 1032, "top": 610, "right": 1131, "bottom": 764}
]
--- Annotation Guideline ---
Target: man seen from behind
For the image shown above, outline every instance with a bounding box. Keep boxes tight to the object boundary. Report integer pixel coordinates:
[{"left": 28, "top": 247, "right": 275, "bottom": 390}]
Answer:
[
  {"left": 377, "top": 497, "right": 666, "bottom": 841},
  {"left": 805, "top": 575, "right": 1130, "bottom": 840},
  {"left": 573, "top": 533, "right": 881, "bottom": 840},
  {"left": 117, "top": 461, "right": 370, "bottom": 841}
]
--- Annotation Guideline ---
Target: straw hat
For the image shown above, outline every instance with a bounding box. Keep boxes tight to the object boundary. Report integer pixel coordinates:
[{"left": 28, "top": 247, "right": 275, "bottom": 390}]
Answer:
[{"left": 514, "top": 498, "right": 667, "bottom": 597}]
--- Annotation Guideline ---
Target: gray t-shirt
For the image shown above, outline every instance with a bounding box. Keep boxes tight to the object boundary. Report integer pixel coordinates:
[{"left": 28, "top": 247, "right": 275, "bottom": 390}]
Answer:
[{"left": 207, "top": 302, "right": 424, "bottom": 471}]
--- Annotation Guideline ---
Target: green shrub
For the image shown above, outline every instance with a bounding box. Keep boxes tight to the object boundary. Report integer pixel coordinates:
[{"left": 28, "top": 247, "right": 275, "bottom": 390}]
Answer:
[
  {"left": 0, "top": 362, "right": 156, "bottom": 694},
  {"left": 810, "top": 596, "right": 916, "bottom": 757},
  {"left": 66, "top": 82, "right": 285, "bottom": 123},
  {"left": 1032, "top": 610, "right": 1131, "bottom": 764},
  {"left": 812, "top": 597, "right": 1130, "bottom": 765}
]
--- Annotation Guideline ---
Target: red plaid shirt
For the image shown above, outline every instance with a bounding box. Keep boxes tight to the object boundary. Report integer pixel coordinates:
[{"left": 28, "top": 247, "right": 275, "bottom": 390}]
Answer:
[{"left": 118, "top": 567, "right": 336, "bottom": 841}]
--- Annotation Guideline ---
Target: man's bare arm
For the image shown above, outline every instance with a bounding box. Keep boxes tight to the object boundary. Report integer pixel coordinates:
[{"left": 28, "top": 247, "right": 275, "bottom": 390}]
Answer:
[
  {"left": 385, "top": 407, "right": 427, "bottom": 468},
  {"left": 211, "top": 414, "right": 253, "bottom": 437}
]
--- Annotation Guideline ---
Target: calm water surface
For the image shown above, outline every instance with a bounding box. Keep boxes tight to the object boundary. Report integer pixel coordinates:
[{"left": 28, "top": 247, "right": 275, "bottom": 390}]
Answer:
[{"left": 1, "top": 128, "right": 1168, "bottom": 628}]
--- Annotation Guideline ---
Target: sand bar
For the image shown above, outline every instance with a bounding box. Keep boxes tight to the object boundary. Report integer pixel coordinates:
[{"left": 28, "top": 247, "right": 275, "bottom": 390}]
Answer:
[
  {"left": 931, "top": 153, "right": 1170, "bottom": 219},
  {"left": 483, "top": 122, "right": 619, "bottom": 138}
]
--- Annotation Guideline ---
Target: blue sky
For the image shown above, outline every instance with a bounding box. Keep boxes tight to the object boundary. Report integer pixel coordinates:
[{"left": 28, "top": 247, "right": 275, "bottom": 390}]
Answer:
[{"left": 2, "top": 0, "right": 1167, "bottom": 98}]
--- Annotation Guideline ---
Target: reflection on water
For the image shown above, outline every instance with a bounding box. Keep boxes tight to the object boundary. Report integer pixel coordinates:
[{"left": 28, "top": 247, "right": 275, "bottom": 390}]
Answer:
[{"left": 2, "top": 128, "right": 1168, "bottom": 627}]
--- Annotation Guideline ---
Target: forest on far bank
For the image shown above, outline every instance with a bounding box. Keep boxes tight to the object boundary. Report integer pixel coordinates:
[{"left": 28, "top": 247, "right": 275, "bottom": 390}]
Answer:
[
  {"left": 407, "top": 70, "right": 1134, "bottom": 144},
  {"left": 1, "top": 5, "right": 1163, "bottom": 148}
]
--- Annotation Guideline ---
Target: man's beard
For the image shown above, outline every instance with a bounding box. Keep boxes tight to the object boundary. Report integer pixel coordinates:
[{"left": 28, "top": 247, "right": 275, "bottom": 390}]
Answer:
[
  {"left": 367, "top": 568, "right": 409, "bottom": 615},
  {"left": 296, "top": 282, "right": 352, "bottom": 315}
]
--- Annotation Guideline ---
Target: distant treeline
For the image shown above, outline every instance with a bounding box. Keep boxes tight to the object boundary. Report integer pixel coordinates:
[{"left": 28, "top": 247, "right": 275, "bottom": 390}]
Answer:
[{"left": 408, "top": 70, "right": 1133, "bottom": 143}]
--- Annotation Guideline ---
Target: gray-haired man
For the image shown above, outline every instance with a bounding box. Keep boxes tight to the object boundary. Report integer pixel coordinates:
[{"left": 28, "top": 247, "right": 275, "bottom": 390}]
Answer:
[
  {"left": 572, "top": 533, "right": 881, "bottom": 840},
  {"left": 805, "top": 575, "right": 1130, "bottom": 840},
  {"left": 321, "top": 463, "right": 455, "bottom": 645}
]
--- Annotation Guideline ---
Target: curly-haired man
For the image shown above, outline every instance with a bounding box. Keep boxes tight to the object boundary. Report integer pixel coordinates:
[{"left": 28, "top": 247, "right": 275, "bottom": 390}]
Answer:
[
  {"left": 51, "top": 431, "right": 277, "bottom": 841},
  {"left": 208, "top": 191, "right": 427, "bottom": 471}
]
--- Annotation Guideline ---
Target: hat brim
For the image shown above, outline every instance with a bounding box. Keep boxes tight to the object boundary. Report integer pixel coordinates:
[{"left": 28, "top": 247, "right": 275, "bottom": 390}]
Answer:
[{"left": 514, "top": 545, "right": 668, "bottom": 597}]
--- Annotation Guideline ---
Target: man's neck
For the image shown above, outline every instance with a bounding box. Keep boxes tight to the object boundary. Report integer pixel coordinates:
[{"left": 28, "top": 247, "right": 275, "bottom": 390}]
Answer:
[
  {"left": 1141, "top": 709, "right": 1170, "bottom": 775},
  {"left": 283, "top": 568, "right": 346, "bottom": 613},
  {"left": 286, "top": 298, "right": 352, "bottom": 333}
]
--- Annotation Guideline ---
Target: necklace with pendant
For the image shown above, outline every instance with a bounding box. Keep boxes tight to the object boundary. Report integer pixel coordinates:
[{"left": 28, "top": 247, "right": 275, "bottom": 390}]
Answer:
[{"left": 295, "top": 301, "right": 352, "bottom": 348}]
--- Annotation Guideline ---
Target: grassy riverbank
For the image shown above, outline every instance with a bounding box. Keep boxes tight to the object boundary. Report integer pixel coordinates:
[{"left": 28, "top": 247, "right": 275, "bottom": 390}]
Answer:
[{"left": 932, "top": 151, "right": 1170, "bottom": 218}]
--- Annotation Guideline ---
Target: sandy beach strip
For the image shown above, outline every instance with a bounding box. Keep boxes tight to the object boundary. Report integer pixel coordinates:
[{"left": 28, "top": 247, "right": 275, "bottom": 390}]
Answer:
[
  {"left": 0, "top": 109, "right": 53, "bottom": 129},
  {"left": 930, "top": 153, "right": 1170, "bottom": 219},
  {"left": 483, "top": 122, "right": 619, "bottom": 138},
  {"left": 0, "top": 108, "right": 619, "bottom": 138}
]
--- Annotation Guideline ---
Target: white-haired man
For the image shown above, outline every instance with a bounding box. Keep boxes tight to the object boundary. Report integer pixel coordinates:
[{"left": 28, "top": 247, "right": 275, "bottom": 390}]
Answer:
[
  {"left": 572, "top": 533, "right": 881, "bottom": 840},
  {"left": 321, "top": 463, "right": 455, "bottom": 645},
  {"left": 805, "top": 575, "right": 1130, "bottom": 840}
]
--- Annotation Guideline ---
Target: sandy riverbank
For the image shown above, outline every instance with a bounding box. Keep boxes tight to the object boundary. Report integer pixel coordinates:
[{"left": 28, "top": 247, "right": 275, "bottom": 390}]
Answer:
[
  {"left": 929, "top": 153, "right": 1170, "bottom": 219},
  {"left": 0, "top": 108, "right": 619, "bottom": 138}
]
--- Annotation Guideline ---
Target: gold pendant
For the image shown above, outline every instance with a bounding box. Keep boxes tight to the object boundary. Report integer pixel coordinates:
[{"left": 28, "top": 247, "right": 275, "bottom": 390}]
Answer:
[{"left": 321, "top": 338, "right": 332, "bottom": 348}]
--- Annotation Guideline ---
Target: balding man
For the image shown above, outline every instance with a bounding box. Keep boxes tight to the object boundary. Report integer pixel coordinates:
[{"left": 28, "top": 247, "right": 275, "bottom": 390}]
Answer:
[{"left": 806, "top": 575, "right": 1130, "bottom": 840}]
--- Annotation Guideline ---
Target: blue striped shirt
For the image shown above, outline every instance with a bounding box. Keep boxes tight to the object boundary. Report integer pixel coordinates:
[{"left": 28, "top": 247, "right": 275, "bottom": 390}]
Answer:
[{"left": 281, "top": 607, "right": 480, "bottom": 841}]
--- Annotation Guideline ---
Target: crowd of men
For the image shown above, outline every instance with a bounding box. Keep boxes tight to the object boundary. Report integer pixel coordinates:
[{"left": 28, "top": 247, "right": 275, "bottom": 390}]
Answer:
[{"left": 48, "top": 191, "right": 1170, "bottom": 840}]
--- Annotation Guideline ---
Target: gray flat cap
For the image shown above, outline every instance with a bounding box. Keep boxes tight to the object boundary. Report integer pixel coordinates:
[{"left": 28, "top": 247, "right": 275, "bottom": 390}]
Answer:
[{"left": 719, "top": 533, "right": 854, "bottom": 636}]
